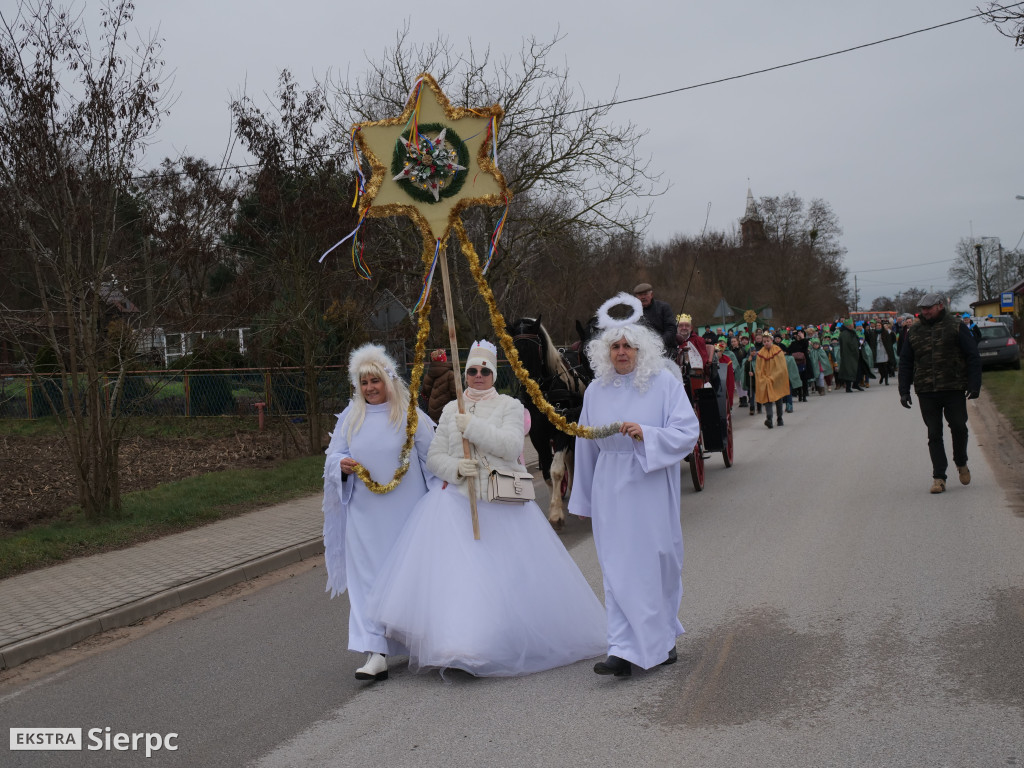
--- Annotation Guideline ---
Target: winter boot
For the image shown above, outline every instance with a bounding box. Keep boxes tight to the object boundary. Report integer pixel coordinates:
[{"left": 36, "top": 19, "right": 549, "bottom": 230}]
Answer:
[{"left": 355, "top": 653, "right": 388, "bottom": 681}]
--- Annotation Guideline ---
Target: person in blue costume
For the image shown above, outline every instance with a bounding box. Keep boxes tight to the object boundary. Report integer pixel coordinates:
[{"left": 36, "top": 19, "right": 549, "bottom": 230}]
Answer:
[{"left": 323, "top": 344, "right": 438, "bottom": 682}]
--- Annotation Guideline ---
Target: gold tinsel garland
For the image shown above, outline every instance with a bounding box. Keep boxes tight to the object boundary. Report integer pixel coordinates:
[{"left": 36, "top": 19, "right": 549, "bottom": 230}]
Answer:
[
  {"left": 351, "top": 236, "right": 435, "bottom": 494},
  {"left": 454, "top": 219, "right": 622, "bottom": 440}
]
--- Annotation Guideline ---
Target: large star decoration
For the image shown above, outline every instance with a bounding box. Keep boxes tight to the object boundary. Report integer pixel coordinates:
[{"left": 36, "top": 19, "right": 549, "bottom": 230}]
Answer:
[{"left": 353, "top": 73, "right": 509, "bottom": 242}]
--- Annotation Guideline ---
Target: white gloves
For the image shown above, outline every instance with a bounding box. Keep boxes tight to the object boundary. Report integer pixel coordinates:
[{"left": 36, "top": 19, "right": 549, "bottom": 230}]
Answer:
[
  {"left": 457, "top": 458, "right": 480, "bottom": 479},
  {"left": 455, "top": 413, "right": 472, "bottom": 433}
]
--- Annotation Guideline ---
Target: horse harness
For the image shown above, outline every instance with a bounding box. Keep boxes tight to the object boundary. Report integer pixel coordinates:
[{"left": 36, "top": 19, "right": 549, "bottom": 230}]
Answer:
[{"left": 512, "top": 331, "right": 587, "bottom": 421}]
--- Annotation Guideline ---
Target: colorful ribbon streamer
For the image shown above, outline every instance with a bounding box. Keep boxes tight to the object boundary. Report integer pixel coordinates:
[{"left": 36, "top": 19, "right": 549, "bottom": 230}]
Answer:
[
  {"left": 413, "top": 239, "right": 441, "bottom": 312},
  {"left": 319, "top": 212, "right": 365, "bottom": 265},
  {"left": 483, "top": 197, "right": 509, "bottom": 274},
  {"left": 351, "top": 230, "right": 372, "bottom": 281}
]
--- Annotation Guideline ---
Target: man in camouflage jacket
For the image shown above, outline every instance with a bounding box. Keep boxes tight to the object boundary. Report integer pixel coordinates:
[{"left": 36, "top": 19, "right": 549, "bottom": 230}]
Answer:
[{"left": 898, "top": 293, "right": 982, "bottom": 494}]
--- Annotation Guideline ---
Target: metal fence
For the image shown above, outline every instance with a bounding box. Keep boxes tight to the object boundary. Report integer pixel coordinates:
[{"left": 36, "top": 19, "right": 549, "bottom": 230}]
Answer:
[
  {"left": 0, "top": 367, "right": 349, "bottom": 419},
  {"left": 0, "top": 359, "right": 520, "bottom": 419}
]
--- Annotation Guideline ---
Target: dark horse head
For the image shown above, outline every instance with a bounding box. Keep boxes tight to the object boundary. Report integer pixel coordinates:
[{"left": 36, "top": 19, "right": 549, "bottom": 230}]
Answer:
[
  {"left": 573, "top": 315, "right": 601, "bottom": 383},
  {"left": 510, "top": 316, "right": 561, "bottom": 394}
]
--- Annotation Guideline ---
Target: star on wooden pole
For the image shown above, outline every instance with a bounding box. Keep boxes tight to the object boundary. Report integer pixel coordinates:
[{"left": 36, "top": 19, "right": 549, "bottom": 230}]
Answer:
[
  {"left": 350, "top": 74, "right": 511, "bottom": 540},
  {"left": 352, "top": 73, "right": 508, "bottom": 242}
]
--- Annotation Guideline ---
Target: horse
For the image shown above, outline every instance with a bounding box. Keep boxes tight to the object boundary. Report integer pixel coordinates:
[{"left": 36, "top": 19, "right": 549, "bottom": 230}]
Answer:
[{"left": 510, "top": 316, "right": 590, "bottom": 530}]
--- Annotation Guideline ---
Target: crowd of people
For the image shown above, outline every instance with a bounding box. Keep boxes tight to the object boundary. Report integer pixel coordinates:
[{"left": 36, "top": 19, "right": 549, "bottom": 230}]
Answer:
[
  {"left": 322, "top": 286, "right": 982, "bottom": 684},
  {"left": 671, "top": 286, "right": 981, "bottom": 494}
]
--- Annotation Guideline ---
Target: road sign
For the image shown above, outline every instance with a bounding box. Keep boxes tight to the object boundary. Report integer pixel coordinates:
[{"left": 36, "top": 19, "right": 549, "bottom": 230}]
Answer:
[
  {"left": 1001, "top": 291, "right": 1015, "bottom": 314},
  {"left": 713, "top": 299, "right": 734, "bottom": 318}
]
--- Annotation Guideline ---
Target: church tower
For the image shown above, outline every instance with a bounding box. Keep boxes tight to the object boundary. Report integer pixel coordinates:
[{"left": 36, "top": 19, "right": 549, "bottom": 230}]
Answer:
[{"left": 740, "top": 187, "right": 766, "bottom": 247}]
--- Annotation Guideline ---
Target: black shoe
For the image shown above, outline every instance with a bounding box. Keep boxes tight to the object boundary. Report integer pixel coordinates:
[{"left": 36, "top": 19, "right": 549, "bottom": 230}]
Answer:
[
  {"left": 661, "top": 648, "right": 678, "bottom": 666},
  {"left": 748, "top": 409, "right": 755, "bottom": 416},
  {"left": 764, "top": 419, "right": 773, "bottom": 429},
  {"left": 853, "top": 385, "right": 864, "bottom": 391},
  {"left": 777, "top": 417, "right": 784, "bottom": 426},
  {"left": 594, "top": 655, "right": 632, "bottom": 676},
  {"left": 845, "top": 384, "right": 852, "bottom": 393}
]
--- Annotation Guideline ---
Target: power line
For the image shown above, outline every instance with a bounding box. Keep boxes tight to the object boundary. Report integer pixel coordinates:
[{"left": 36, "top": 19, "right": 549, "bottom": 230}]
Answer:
[
  {"left": 540, "top": 2, "right": 1024, "bottom": 121},
  {"left": 131, "top": 2, "right": 1024, "bottom": 180},
  {"left": 852, "top": 258, "right": 956, "bottom": 273}
]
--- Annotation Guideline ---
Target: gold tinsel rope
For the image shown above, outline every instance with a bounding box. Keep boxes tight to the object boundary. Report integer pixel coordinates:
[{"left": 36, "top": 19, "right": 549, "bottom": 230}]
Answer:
[
  {"left": 454, "top": 219, "right": 621, "bottom": 440},
  {"left": 351, "top": 237, "right": 436, "bottom": 494}
]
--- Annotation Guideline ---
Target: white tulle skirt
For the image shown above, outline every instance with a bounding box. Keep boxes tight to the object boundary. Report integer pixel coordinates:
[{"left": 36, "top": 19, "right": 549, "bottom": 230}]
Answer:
[{"left": 368, "top": 486, "right": 607, "bottom": 677}]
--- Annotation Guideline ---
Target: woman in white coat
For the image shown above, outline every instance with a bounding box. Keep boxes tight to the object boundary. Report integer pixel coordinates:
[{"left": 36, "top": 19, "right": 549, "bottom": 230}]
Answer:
[
  {"left": 323, "top": 344, "right": 436, "bottom": 682},
  {"left": 569, "top": 294, "right": 701, "bottom": 677},
  {"left": 369, "top": 340, "right": 606, "bottom": 677}
]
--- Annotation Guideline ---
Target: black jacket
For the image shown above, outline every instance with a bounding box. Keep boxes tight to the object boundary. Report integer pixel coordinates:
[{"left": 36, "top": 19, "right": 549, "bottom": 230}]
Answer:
[
  {"left": 898, "top": 310, "right": 982, "bottom": 395},
  {"left": 641, "top": 299, "right": 677, "bottom": 355}
]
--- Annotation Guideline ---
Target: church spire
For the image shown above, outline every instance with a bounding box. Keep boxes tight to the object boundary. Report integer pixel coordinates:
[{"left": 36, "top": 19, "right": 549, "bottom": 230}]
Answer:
[
  {"left": 740, "top": 186, "right": 766, "bottom": 247},
  {"left": 741, "top": 187, "right": 761, "bottom": 223}
]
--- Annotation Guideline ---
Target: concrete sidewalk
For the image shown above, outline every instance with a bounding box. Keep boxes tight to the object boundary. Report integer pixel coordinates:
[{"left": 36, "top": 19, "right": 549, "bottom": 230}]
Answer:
[
  {"left": 0, "top": 442, "right": 544, "bottom": 671},
  {"left": 0, "top": 495, "right": 325, "bottom": 670}
]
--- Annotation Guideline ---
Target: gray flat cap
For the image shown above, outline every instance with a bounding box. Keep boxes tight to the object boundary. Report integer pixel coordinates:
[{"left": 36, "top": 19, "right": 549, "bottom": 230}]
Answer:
[
  {"left": 633, "top": 282, "right": 653, "bottom": 293},
  {"left": 917, "top": 292, "right": 943, "bottom": 307}
]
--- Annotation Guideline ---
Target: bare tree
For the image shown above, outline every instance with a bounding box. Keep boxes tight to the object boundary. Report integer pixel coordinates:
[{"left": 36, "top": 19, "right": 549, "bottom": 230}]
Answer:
[
  {"left": 135, "top": 157, "right": 239, "bottom": 323},
  {"left": 0, "top": 0, "right": 168, "bottom": 517},
  {"left": 978, "top": 2, "right": 1024, "bottom": 47},
  {"left": 751, "top": 193, "right": 849, "bottom": 322},
  {"left": 947, "top": 237, "right": 1001, "bottom": 304}
]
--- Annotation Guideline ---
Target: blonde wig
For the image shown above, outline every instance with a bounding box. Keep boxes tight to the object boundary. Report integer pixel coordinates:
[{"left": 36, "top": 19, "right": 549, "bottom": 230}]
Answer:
[{"left": 345, "top": 344, "right": 410, "bottom": 441}]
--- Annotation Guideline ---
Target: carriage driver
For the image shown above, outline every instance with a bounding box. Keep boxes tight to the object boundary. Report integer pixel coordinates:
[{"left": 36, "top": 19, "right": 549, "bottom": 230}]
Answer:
[{"left": 674, "top": 314, "right": 712, "bottom": 393}]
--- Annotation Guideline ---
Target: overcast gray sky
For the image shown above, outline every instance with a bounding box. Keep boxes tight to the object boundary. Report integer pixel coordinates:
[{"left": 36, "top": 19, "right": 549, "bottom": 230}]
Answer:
[{"left": 131, "top": 0, "right": 1024, "bottom": 310}]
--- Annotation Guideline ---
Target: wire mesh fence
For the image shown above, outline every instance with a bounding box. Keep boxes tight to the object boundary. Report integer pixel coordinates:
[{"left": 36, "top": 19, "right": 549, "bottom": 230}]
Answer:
[{"left": 0, "top": 356, "right": 520, "bottom": 420}]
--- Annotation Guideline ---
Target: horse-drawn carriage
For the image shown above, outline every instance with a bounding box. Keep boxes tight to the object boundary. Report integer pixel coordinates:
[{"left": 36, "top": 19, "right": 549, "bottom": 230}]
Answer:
[{"left": 680, "top": 357, "right": 734, "bottom": 492}]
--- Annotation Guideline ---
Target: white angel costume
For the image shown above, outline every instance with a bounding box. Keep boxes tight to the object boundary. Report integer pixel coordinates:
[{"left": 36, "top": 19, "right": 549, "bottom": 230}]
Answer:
[
  {"left": 569, "top": 295, "right": 701, "bottom": 670},
  {"left": 323, "top": 356, "right": 437, "bottom": 656},
  {"left": 368, "top": 341, "right": 606, "bottom": 676}
]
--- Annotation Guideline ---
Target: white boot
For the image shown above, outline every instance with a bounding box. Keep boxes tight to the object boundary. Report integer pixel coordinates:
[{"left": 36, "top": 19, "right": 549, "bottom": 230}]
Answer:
[{"left": 355, "top": 652, "right": 388, "bottom": 681}]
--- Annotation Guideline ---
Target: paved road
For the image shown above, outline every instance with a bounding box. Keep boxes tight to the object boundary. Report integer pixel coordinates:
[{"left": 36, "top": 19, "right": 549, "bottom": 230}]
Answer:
[{"left": 2, "top": 386, "right": 1022, "bottom": 767}]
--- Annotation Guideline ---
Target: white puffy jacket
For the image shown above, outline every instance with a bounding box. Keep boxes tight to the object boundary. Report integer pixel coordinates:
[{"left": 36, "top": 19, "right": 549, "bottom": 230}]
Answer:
[{"left": 427, "top": 394, "right": 528, "bottom": 500}]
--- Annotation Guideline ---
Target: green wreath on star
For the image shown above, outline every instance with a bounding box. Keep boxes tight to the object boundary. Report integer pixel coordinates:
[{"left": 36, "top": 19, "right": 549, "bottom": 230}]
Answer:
[{"left": 391, "top": 122, "right": 470, "bottom": 205}]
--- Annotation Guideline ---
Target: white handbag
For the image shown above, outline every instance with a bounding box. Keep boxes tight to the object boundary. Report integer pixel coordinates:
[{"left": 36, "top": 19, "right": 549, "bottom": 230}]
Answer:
[{"left": 482, "top": 458, "right": 535, "bottom": 504}]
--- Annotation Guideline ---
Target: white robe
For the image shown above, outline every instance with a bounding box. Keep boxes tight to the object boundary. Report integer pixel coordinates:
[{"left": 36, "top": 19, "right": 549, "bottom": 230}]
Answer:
[
  {"left": 568, "top": 368, "right": 700, "bottom": 669},
  {"left": 322, "top": 402, "right": 437, "bottom": 654}
]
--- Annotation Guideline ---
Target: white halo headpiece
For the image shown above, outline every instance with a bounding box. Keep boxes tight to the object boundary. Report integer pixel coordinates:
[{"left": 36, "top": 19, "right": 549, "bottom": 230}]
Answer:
[
  {"left": 348, "top": 343, "right": 399, "bottom": 389},
  {"left": 596, "top": 292, "right": 644, "bottom": 330}
]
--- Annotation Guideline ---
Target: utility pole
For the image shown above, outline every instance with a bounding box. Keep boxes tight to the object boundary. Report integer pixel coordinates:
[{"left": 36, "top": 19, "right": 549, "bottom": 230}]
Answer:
[
  {"left": 974, "top": 243, "right": 984, "bottom": 304},
  {"left": 853, "top": 275, "right": 859, "bottom": 311}
]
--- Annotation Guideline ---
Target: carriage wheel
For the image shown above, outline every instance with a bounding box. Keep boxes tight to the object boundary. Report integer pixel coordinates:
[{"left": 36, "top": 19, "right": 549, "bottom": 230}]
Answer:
[
  {"left": 722, "top": 411, "right": 734, "bottom": 468},
  {"left": 689, "top": 442, "right": 705, "bottom": 492}
]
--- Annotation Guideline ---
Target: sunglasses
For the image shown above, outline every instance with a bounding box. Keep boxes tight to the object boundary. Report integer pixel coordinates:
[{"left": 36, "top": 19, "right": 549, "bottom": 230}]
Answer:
[{"left": 466, "top": 367, "right": 493, "bottom": 377}]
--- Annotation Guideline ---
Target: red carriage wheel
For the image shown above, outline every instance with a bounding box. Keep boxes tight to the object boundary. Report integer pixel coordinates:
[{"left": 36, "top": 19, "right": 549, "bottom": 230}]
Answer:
[
  {"left": 689, "top": 441, "right": 704, "bottom": 492},
  {"left": 722, "top": 411, "right": 734, "bottom": 467}
]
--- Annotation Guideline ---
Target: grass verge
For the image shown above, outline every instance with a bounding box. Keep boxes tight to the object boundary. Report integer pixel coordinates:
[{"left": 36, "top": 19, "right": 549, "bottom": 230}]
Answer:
[
  {"left": 984, "top": 367, "right": 1024, "bottom": 438},
  {"left": 0, "top": 454, "right": 324, "bottom": 579}
]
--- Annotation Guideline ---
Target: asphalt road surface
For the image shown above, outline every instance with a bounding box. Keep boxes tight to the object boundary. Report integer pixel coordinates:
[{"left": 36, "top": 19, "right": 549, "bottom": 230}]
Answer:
[{"left": 2, "top": 385, "right": 1023, "bottom": 767}]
